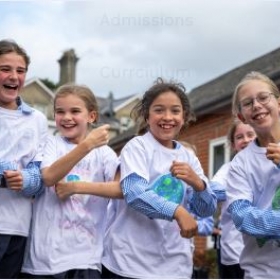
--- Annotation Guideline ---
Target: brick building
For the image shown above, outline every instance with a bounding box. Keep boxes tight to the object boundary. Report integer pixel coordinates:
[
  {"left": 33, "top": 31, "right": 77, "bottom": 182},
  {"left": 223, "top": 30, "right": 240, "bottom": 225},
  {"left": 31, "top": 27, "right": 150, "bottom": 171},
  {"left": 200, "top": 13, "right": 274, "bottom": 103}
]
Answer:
[{"left": 109, "top": 46, "right": 280, "bottom": 273}]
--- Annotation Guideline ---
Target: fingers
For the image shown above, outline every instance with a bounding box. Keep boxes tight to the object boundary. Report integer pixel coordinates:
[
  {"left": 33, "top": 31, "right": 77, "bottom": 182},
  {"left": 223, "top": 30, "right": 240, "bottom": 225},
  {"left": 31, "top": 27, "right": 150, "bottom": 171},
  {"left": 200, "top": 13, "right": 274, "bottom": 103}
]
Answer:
[
  {"left": 180, "top": 223, "right": 198, "bottom": 238},
  {"left": 180, "top": 228, "right": 198, "bottom": 239},
  {"left": 85, "top": 124, "right": 111, "bottom": 149},
  {"left": 266, "top": 143, "right": 280, "bottom": 165},
  {"left": 55, "top": 185, "right": 66, "bottom": 200},
  {"left": 98, "top": 124, "right": 110, "bottom": 130},
  {"left": 3, "top": 170, "right": 23, "bottom": 190},
  {"left": 55, "top": 181, "right": 73, "bottom": 200}
]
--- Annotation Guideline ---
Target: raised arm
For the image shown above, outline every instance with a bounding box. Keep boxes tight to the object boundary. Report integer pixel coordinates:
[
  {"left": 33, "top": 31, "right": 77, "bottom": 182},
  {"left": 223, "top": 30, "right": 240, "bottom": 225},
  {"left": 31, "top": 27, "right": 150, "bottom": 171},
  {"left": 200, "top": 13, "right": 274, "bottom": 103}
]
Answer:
[{"left": 42, "top": 124, "right": 110, "bottom": 186}]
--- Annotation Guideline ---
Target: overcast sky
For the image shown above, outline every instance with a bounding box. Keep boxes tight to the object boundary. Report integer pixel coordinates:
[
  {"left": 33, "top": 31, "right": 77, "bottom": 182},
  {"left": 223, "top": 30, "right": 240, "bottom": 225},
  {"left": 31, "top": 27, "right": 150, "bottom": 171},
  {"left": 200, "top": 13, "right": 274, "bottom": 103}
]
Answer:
[{"left": 1, "top": 0, "right": 280, "bottom": 98}]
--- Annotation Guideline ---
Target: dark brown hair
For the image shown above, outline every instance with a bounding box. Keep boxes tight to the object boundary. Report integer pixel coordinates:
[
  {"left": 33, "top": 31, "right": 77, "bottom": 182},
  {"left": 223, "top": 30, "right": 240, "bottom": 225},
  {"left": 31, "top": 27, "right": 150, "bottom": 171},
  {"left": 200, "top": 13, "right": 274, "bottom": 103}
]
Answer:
[
  {"left": 132, "top": 77, "right": 195, "bottom": 134},
  {"left": 0, "top": 39, "right": 30, "bottom": 70}
]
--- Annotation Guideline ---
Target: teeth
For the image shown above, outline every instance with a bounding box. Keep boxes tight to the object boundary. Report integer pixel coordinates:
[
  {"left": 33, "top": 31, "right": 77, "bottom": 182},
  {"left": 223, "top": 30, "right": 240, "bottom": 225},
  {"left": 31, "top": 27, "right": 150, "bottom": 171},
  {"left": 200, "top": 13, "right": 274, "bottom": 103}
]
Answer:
[
  {"left": 161, "top": 124, "right": 174, "bottom": 129},
  {"left": 63, "top": 124, "right": 75, "bottom": 128},
  {"left": 254, "top": 113, "right": 267, "bottom": 120},
  {"left": 4, "top": 85, "right": 18, "bottom": 89}
]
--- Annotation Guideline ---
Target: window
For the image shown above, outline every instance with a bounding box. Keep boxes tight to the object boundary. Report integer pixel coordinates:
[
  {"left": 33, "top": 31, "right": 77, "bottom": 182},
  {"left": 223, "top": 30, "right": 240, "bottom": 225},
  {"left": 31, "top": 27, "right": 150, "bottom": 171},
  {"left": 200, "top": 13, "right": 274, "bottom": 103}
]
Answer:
[{"left": 208, "top": 136, "right": 230, "bottom": 178}]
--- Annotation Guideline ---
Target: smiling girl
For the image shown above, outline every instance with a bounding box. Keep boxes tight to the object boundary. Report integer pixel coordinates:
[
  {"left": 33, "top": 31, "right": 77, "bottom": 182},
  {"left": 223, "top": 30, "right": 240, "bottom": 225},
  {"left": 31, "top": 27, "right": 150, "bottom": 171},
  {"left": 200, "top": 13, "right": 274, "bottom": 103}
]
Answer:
[
  {"left": 102, "top": 78, "right": 217, "bottom": 279},
  {"left": 21, "top": 84, "right": 121, "bottom": 279},
  {"left": 0, "top": 39, "right": 48, "bottom": 278},
  {"left": 227, "top": 71, "right": 280, "bottom": 278}
]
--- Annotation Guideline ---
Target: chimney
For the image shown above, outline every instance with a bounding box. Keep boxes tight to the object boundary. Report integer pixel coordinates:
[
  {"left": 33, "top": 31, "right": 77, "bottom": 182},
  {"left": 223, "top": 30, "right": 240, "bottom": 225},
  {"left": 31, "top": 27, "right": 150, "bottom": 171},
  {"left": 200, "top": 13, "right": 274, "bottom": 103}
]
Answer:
[{"left": 58, "top": 49, "right": 79, "bottom": 85}]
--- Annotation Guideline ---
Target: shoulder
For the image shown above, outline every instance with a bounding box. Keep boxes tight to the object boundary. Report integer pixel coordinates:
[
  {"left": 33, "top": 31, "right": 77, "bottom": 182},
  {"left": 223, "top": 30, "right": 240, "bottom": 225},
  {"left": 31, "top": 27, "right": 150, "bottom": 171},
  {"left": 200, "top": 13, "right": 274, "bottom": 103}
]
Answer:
[
  {"left": 231, "top": 141, "right": 260, "bottom": 167},
  {"left": 20, "top": 99, "right": 47, "bottom": 119},
  {"left": 123, "top": 135, "right": 146, "bottom": 150},
  {"left": 91, "top": 145, "right": 118, "bottom": 164},
  {"left": 31, "top": 108, "right": 48, "bottom": 122},
  {"left": 98, "top": 144, "right": 117, "bottom": 156},
  {"left": 216, "top": 162, "right": 231, "bottom": 175},
  {"left": 45, "top": 134, "right": 59, "bottom": 147}
]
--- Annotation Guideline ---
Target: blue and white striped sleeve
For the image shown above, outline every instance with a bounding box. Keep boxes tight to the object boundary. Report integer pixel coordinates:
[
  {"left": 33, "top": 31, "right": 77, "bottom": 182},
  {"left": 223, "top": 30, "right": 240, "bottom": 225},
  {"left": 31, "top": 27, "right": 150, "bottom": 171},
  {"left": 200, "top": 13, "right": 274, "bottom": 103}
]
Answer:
[
  {"left": 210, "top": 181, "right": 226, "bottom": 202},
  {"left": 196, "top": 215, "right": 214, "bottom": 236},
  {"left": 122, "top": 173, "right": 179, "bottom": 221},
  {"left": 21, "top": 161, "right": 44, "bottom": 197},
  {"left": 190, "top": 186, "right": 217, "bottom": 217},
  {"left": 228, "top": 199, "right": 280, "bottom": 238}
]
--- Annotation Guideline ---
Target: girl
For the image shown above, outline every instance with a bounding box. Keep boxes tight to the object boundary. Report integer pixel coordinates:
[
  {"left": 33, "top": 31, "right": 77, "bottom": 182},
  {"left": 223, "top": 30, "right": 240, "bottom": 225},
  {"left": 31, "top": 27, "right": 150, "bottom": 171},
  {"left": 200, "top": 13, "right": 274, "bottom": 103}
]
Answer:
[
  {"left": 226, "top": 71, "right": 280, "bottom": 278},
  {"left": 21, "top": 84, "right": 121, "bottom": 278},
  {"left": 211, "top": 119, "right": 256, "bottom": 279},
  {"left": 0, "top": 39, "right": 48, "bottom": 278},
  {"left": 102, "top": 78, "right": 217, "bottom": 279}
]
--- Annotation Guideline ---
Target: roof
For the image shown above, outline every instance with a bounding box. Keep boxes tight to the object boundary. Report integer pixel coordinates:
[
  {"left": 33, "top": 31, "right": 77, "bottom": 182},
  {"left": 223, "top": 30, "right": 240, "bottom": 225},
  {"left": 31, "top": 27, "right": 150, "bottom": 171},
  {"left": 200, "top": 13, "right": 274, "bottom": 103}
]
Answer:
[
  {"left": 109, "top": 125, "right": 137, "bottom": 150},
  {"left": 189, "top": 46, "right": 280, "bottom": 116},
  {"left": 24, "top": 77, "right": 55, "bottom": 99},
  {"left": 97, "top": 94, "right": 137, "bottom": 115},
  {"left": 109, "top": 46, "right": 280, "bottom": 148}
]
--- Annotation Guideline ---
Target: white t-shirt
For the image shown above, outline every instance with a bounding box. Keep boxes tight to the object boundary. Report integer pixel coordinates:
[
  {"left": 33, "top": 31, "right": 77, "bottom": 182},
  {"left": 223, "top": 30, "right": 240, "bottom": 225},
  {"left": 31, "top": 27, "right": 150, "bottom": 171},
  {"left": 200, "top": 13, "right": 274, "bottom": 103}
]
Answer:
[
  {"left": 22, "top": 135, "right": 119, "bottom": 275},
  {"left": 227, "top": 140, "right": 280, "bottom": 279},
  {"left": 0, "top": 105, "right": 48, "bottom": 236},
  {"left": 102, "top": 131, "right": 209, "bottom": 279},
  {"left": 212, "top": 162, "right": 244, "bottom": 265}
]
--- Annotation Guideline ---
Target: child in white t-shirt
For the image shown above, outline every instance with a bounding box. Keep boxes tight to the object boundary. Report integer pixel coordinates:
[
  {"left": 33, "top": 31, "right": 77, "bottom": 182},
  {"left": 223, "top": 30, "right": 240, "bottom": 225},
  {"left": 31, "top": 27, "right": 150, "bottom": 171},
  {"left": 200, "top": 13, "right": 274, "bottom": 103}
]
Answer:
[
  {"left": 0, "top": 39, "right": 48, "bottom": 278},
  {"left": 21, "top": 84, "right": 121, "bottom": 278},
  {"left": 227, "top": 71, "right": 280, "bottom": 278},
  {"left": 212, "top": 119, "right": 255, "bottom": 279},
  {"left": 102, "top": 78, "right": 217, "bottom": 279}
]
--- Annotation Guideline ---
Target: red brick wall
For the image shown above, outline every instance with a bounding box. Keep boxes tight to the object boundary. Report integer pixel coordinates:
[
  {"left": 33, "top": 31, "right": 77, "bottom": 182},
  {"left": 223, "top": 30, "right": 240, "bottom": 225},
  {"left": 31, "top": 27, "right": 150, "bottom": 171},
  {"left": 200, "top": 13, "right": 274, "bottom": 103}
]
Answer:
[
  {"left": 180, "top": 105, "right": 232, "bottom": 176},
  {"left": 193, "top": 236, "right": 207, "bottom": 266},
  {"left": 180, "top": 105, "right": 232, "bottom": 264}
]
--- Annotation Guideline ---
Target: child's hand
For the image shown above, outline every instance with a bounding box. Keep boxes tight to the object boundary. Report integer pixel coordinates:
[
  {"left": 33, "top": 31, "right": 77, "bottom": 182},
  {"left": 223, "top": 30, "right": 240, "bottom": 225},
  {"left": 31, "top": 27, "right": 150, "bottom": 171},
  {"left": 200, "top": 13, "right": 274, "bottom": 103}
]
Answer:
[
  {"left": 83, "top": 124, "right": 110, "bottom": 150},
  {"left": 3, "top": 170, "right": 23, "bottom": 191},
  {"left": 174, "top": 205, "right": 198, "bottom": 238},
  {"left": 170, "top": 161, "right": 205, "bottom": 191},
  {"left": 55, "top": 180, "right": 75, "bottom": 200},
  {"left": 266, "top": 143, "right": 280, "bottom": 166}
]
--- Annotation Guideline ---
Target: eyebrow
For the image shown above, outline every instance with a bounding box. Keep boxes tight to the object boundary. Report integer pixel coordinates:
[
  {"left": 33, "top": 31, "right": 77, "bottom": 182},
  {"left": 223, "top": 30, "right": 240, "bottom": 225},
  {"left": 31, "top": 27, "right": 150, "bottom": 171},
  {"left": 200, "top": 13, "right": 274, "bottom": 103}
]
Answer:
[
  {"left": 152, "top": 104, "right": 182, "bottom": 108},
  {"left": 0, "top": 65, "right": 27, "bottom": 71},
  {"left": 55, "top": 106, "right": 82, "bottom": 110}
]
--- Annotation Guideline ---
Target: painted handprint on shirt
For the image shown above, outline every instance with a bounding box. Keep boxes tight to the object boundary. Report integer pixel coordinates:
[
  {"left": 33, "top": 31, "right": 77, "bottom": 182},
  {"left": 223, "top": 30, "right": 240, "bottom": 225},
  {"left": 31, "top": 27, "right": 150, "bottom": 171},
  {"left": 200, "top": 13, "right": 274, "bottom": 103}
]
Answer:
[
  {"left": 256, "top": 186, "right": 280, "bottom": 248},
  {"left": 151, "top": 173, "right": 184, "bottom": 204}
]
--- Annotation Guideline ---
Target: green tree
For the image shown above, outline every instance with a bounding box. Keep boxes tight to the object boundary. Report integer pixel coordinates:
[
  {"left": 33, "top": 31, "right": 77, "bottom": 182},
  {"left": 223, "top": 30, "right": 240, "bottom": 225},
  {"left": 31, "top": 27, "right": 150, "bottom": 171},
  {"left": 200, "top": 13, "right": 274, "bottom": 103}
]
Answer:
[{"left": 40, "top": 78, "right": 58, "bottom": 91}]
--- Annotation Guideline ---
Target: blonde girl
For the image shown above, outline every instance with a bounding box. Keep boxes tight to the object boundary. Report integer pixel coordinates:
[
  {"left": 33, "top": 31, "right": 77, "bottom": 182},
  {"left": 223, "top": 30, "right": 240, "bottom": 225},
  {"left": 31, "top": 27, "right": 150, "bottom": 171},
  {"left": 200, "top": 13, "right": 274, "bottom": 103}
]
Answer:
[
  {"left": 227, "top": 71, "right": 280, "bottom": 278},
  {"left": 21, "top": 84, "right": 121, "bottom": 279}
]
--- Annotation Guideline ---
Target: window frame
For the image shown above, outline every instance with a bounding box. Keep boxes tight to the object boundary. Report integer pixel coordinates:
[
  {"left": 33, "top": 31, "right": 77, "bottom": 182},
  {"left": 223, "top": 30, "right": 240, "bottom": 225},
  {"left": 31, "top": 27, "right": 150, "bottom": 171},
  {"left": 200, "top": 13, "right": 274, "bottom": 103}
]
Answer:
[{"left": 208, "top": 136, "right": 231, "bottom": 179}]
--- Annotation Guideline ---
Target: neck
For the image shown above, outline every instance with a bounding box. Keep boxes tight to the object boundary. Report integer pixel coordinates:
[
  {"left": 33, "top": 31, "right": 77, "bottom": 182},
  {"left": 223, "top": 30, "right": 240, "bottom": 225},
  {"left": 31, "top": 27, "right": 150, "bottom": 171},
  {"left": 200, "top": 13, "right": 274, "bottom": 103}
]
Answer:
[{"left": 256, "top": 130, "right": 280, "bottom": 147}]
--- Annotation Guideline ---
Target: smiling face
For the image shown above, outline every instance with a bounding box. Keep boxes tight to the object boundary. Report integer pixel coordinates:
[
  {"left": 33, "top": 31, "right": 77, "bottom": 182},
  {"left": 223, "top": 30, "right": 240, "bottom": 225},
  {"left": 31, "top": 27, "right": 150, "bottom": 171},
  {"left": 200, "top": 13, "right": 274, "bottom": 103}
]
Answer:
[
  {"left": 147, "top": 91, "right": 184, "bottom": 148},
  {"left": 237, "top": 80, "right": 280, "bottom": 136},
  {"left": 0, "top": 52, "right": 27, "bottom": 109},
  {"left": 232, "top": 122, "right": 256, "bottom": 152},
  {"left": 54, "top": 94, "right": 97, "bottom": 144}
]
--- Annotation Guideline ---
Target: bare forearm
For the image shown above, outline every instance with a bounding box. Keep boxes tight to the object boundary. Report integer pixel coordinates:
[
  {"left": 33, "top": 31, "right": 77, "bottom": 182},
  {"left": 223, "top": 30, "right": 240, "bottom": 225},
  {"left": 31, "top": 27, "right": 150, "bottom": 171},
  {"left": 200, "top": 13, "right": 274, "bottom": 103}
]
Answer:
[
  {"left": 43, "top": 142, "right": 91, "bottom": 186},
  {"left": 43, "top": 125, "right": 111, "bottom": 186},
  {"left": 74, "top": 181, "right": 123, "bottom": 198}
]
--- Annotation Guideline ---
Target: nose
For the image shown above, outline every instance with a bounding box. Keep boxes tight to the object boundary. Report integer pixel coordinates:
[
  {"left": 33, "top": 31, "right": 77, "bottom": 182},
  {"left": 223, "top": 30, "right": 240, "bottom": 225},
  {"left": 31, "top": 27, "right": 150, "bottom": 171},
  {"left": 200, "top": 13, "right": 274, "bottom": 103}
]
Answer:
[
  {"left": 8, "top": 69, "right": 19, "bottom": 80},
  {"left": 243, "top": 135, "right": 254, "bottom": 143},
  {"left": 252, "top": 97, "right": 262, "bottom": 108},
  {"left": 163, "top": 110, "right": 173, "bottom": 120},
  {"left": 62, "top": 112, "right": 72, "bottom": 120}
]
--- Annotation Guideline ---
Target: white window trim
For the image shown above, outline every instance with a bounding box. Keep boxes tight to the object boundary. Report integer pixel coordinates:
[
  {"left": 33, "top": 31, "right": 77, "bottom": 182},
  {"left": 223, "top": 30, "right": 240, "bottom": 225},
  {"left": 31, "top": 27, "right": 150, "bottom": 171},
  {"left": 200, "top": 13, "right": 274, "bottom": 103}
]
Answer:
[{"left": 208, "top": 136, "right": 230, "bottom": 179}]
